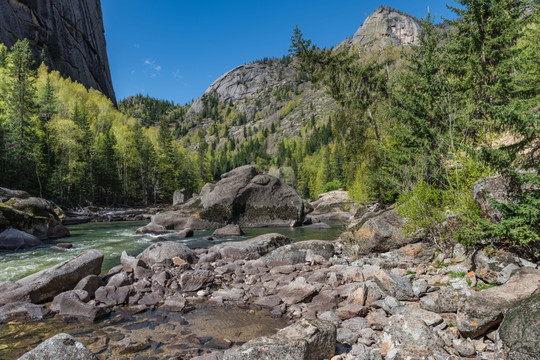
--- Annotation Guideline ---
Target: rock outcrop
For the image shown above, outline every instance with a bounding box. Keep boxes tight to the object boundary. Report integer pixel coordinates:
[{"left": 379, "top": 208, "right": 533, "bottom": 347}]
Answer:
[
  {"left": 0, "top": 0, "right": 116, "bottom": 103},
  {"left": 188, "top": 62, "right": 298, "bottom": 116},
  {"left": 150, "top": 165, "right": 305, "bottom": 230},
  {"left": 345, "top": 6, "right": 422, "bottom": 48},
  {"left": 309, "top": 190, "right": 353, "bottom": 221},
  {"left": 499, "top": 289, "right": 540, "bottom": 360},
  {"left": 340, "top": 208, "right": 420, "bottom": 255},
  {"left": 0, "top": 187, "right": 69, "bottom": 241}
]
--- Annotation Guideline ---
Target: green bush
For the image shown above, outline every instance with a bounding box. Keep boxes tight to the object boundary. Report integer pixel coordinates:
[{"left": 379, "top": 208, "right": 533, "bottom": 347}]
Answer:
[
  {"left": 322, "top": 179, "right": 342, "bottom": 193},
  {"left": 397, "top": 155, "right": 492, "bottom": 247}
]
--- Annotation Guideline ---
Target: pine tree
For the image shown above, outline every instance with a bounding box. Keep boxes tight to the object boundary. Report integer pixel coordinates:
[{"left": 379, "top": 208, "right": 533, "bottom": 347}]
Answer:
[
  {"left": 5, "top": 39, "right": 38, "bottom": 191},
  {"left": 447, "top": 0, "right": 525, "bottom": 145},
  {"left": 382, "top": 13, "right": 452, "bottom": 194}
]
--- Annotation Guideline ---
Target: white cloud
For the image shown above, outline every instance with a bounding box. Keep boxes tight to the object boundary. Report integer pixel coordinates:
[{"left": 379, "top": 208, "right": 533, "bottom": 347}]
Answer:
[{"left": 144, "top": 58, "right": 162, "bottom": 72}]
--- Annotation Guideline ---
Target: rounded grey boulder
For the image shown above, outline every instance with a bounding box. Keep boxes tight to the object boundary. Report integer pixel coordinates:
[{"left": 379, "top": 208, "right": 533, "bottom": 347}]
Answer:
[
  {"left": 137, "top": 241, "right": 197, "bottom": 265},
  {"left": 18, "top": 333, "right": 98, "bottom": 360},
  {"left": 0, "top": 228, "right": 42, "bottom": 250}
]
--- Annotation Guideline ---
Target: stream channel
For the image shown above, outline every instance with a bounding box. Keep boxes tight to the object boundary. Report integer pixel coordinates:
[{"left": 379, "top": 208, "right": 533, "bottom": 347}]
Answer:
[{"left": 0, "top": 221, "right": 345, "bottom": 359}]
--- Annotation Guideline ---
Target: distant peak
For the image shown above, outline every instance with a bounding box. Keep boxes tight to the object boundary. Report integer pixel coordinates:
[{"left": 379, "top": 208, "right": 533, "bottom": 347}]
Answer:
[{"left": 346, "top": 5, "right": 423, "bottom": 48}]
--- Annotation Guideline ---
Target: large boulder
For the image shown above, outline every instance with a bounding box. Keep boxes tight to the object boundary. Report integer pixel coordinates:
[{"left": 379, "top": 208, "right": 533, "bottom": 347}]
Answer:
[
  {"left": 473, "top": 174, "right": 518, "bottom": 222},
  {"left": 261, "top": 240, "right": 335, "bottom": 267},
  {"left": 457, "top": 267, "right": 540, "bottom": 338},
  {"left": 499, "top": 289, "right": 540, "bottom": 360},
  {"left": 0, "top": 250, "right": 104, "bottom": 305},
  {"left": 309, "top": 190, "right": 353, "bottom": 221},
  {"left": 0, "top": 228, "right": 43, "bottom": 250},
  {"left": 18, "top": 333, "right": 98, "bottom": 360},
  {"left": 213, "top": 224, "right": 245, "bottom": 238},
  {"left": 0, "top": 188, "right": 69, "bottom": 240},
  {"left": 209, "top": 233, "right": 292, "bottom": 261},
  {"left": 137, "top": 241, "right": 197, "bottom": 265},
  {"left": 223, "top": 318, "right": 336, "bottom": 360},
  {"left": 382, "top": 315, "right": 445, "bottom": 356},
  {"left": 50, "top": 290, "right": 109, "bottom": 322},
  {"left": 152, "top": 166, "right": 305, "bottom": 229},
  {"left": 340, "top": 208, "right": 419, "bottom": 255},
  {"left": 0, "top": 302, "right": 50, "bottom": 323}
]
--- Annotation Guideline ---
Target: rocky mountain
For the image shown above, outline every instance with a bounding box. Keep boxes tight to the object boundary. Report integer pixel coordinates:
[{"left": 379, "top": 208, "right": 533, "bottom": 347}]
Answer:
[
  {"left": 342, "top": 6, "right": 423, "bottom": 48},
  {"left": 182, "top": 6, "right": 422, "bottom": 151},
  {"left": 0, "top": 0, "right": 116, "bottom": 104}
]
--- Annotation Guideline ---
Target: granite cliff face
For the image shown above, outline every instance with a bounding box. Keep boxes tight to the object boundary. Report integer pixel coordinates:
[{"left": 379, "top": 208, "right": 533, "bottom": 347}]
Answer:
[
  {"left": 0, "top": 0, "right": 116, "bottom": 103},
  {"left": 344, "top": 6, "right": 423, "bottom": 48},
  {"left": 188, "top": 61, "right": 301, "bottom": 116}
]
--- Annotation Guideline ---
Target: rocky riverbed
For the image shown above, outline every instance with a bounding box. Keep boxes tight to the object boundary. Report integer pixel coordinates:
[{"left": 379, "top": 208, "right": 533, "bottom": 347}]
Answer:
[{"left": 1, "top": 225, "right": 539, "bottom": 359}]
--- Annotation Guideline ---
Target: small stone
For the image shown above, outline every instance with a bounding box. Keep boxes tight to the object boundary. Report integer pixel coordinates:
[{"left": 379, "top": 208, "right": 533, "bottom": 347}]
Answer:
[
  {"left": 453, "top": 338, "right": 476, "bottom": 357},
  {"left": 117, "top": 337, "right": 149, "bottom": 354},
  {"left": 55, "top": 243, "right": 73, "bottom": 249}
]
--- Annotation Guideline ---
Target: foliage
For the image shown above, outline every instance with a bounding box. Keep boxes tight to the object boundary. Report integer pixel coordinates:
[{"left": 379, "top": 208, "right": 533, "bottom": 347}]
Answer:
[
  {"left": 290, "top": 1, "right": 539, "bottom": 249},
  {"left": 0, "top": 40, "right": 202, "bottom": 206},
  {"left": 322, "top": 180, "right": 342, "bottom": 193}
]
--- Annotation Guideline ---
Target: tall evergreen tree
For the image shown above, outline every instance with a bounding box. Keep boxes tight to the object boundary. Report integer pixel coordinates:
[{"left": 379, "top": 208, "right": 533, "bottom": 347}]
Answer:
[
  {"left": 382, "top": 13, "right": 452, "bottom": 194},
  {"left": 5, "top": 39, "right": 38, "bottom": 191}
]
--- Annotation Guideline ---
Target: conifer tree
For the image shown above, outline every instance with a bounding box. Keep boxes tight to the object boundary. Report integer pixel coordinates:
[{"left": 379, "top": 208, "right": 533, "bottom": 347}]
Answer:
[
  {"left": 5, "top": 39, "right": 38, "bottom": 191},
  {"left": 383, "top": 13, "right": 451, "bottom": 194}
]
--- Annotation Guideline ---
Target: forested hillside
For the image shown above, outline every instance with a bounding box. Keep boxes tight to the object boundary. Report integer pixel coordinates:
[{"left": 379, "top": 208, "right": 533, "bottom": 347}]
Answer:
[
  {"left": 292, "top": 0, "right": 539, "bottom": 246},
  {"left": 0, "top": 40, "right": 201, "bottom": 206}
]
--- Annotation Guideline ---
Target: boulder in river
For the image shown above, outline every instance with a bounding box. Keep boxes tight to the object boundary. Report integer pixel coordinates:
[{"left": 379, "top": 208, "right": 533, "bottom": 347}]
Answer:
[
  {"left": 0, "top": 302, "right": 50, "bottom": 323},
  {"left": 135, "top": 222, "right": 168, "bottom": 235},
  {"left": 151, "top": 165, "right": 305, "bottom": 230},
  {"left": 0, "top": 187, "right": 69, "bottom": 240},
  {"left": 0, "top": 228, "right": 42, "bottom": 250},
  {"left": 213, "top": 224, "right": 244, "bottom": 238},
  {"left": 50, "top": 290, "right": 109, "bottom": 322},
  {"left": 18, "top": 333, "right": 98, "bottom": 360},
  {"left": 0, "top": 250, "right": 104, "bottom": 305}
]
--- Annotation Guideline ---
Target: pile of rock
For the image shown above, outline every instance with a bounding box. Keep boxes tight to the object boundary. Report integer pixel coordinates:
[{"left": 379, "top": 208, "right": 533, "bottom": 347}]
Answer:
[
  {"left": 6, "top": 227, "right": 539, "bottom": 359},
  {"left": 0, "top": 187, "right": 70, "bottom": 250}
]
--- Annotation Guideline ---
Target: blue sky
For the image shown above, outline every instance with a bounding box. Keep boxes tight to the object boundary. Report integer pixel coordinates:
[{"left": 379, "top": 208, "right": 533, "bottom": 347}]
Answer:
[{"left": 101, "top": 1, "right": 456, "bottom": 105}]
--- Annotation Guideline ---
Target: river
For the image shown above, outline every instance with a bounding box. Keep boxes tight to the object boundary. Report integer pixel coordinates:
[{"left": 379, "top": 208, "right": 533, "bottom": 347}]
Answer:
[{"left": 0, "top": 221, "right": 345, "bottom": 282}]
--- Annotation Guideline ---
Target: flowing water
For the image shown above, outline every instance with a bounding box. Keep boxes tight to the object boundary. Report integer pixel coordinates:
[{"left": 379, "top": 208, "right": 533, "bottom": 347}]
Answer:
[
  {"left": 0, "top": 221, "right": 345, "bottom": 282},
  {"left": 0, "top": 220, "right": 344, "bottom": 358}
]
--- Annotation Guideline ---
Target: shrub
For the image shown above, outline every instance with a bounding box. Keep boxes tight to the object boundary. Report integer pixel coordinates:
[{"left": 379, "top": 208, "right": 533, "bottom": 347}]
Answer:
[{"left": 322, "top": 179, "right": 342, "bottom": 193}]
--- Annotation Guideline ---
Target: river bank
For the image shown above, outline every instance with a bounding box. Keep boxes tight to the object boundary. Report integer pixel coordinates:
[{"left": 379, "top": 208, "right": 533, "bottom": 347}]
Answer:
[{"left": 2, "top": 227, "right": 539, "bottom": 359}]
